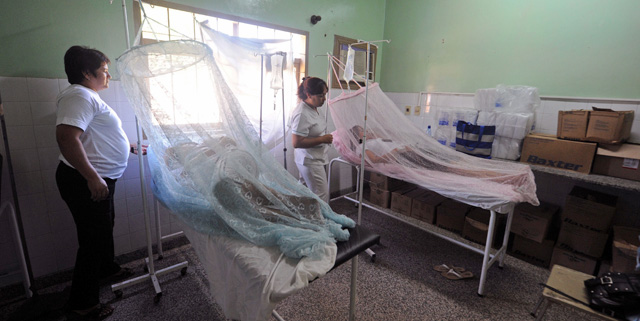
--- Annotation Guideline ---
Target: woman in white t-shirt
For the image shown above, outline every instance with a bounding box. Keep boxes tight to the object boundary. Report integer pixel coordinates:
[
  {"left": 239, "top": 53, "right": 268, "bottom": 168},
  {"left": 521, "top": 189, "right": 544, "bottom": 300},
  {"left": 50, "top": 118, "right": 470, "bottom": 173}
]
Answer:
[
  {"left": 55, "top": 46, "right": 135, "bottom": 320},
  {"left": 290, "top": 77, "right": 332, "bottom": 203}
]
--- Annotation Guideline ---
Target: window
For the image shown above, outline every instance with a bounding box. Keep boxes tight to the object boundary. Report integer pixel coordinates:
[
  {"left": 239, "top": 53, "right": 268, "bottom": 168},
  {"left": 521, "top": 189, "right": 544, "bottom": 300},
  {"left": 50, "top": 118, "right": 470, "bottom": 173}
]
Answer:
[
  {"left": 331, "top": 35, "right": 378, "bottom": 90},
  {"left": 131, "top": 0, "right": 306, "bottom": 145},
  {"left": 133, "top": 0, "right": 308, "bottom": 83}
]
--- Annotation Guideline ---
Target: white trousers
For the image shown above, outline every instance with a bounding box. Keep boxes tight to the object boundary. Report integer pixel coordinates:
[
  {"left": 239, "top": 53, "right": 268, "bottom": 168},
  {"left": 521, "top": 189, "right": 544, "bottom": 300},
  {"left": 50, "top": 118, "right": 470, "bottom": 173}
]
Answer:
[{"left": 296, "top": 163, "right": 329, "bottom": 204}]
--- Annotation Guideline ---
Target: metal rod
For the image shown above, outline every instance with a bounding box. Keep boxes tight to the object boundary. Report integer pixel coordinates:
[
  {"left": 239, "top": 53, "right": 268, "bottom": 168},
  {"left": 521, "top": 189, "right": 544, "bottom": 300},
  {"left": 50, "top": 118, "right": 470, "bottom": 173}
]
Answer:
[
  {"left": 281, "top": 62, "right": 287, "bottom": 170},
  {"left": 0, "top": 93, "right": 35, "bottom": 297},
  {"left": 259, "top": 54, "right": 264, "bottom": 142}
]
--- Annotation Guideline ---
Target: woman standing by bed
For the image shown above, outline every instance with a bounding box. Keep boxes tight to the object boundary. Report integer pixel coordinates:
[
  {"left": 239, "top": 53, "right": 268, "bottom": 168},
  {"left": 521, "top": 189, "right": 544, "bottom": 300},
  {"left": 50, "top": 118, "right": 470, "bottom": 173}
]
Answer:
[{"left": 290, "top": 77, "right": 332, "bottom": 203}]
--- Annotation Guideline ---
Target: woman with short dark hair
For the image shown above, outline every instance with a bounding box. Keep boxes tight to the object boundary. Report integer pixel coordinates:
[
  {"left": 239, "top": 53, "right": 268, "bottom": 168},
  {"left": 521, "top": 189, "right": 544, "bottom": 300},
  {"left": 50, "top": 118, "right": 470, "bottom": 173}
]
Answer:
[
  {"left": 55, "top": 45, "right": 132, "bottom": 320},
  {"left": 290, "top": 77, "right": 332, "bottom": 203}
]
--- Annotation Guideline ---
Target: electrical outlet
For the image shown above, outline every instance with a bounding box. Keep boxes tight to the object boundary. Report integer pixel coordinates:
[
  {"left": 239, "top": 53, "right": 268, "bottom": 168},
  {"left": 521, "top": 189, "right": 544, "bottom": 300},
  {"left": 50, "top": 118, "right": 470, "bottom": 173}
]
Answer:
[
  {"left": 405, "top": 106, "right": 411, "bottom": 115},
  {"left": 414, "top": 106, "right": 420, "bottom": 116}
]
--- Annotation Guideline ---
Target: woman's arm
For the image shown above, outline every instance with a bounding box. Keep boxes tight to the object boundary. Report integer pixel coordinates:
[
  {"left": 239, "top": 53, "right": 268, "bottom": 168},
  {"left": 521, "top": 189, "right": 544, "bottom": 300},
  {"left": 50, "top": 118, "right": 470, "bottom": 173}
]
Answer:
[
  {"left": 291, "top": 133, "right": 333, "bottom": 149},
  {"left": 56, "top": 124, "right": 109, "bottom": 201}
]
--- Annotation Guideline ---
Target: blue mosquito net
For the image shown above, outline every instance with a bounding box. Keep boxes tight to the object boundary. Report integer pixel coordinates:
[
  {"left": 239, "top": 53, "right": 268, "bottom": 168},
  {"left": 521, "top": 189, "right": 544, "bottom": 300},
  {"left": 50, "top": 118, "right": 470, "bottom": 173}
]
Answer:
[{"left": 116, "top": 40, "right": 354, "bottom": 259}]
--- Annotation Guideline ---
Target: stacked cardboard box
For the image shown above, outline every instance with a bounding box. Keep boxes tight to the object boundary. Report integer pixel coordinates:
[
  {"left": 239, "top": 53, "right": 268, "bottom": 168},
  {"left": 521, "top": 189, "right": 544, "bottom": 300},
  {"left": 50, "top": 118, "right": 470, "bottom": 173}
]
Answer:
[
  {"left": 550, "top": 186, "right": 617, "bottom": 275},
  {"left": 592, "top": 143, "right": 640, "bottom": 182},
  {"left": 611, "top": 226, "right": 640, "bottom": 274},
  {"left": 390, "top": 186, "right": 419, "bottom": 216},
  {"left": 436, "top": 199, "right": 472, "bottom": 234},
  {"left": 410, "top": 190, "right": 447, "bottom": 224},
  {"left": 557, "top": 109, "right": 634, "bottom": 144},
  {"left": 461, "top": 207, "right": 506, "bottom": 248},
  {"left": 367, "top": 172, "right": 413, "bottom": 209},
  {"left": 509, "top": 202, "right": 560, "bottom": 267},
  {"left": 520, "top": 134, "right": 597, "bottom": 174}
]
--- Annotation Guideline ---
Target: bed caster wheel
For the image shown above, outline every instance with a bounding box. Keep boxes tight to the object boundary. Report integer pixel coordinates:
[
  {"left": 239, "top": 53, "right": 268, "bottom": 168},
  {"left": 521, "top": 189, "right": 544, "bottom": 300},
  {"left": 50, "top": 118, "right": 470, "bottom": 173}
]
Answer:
[
  {"left": 370, "top": 254, "right": 376, "bottom": 263},
  {"left": 114, "top": 290, "right": 123, "bottom": 298},
  {"left": 154, "top": 293, "right": 162, "bottom": 304},
  {"left": 477, "top": 293, "right": 484, "bottom": 298},
  {"left": 180, "top": 267, "right": 188, "bottom": 276}
]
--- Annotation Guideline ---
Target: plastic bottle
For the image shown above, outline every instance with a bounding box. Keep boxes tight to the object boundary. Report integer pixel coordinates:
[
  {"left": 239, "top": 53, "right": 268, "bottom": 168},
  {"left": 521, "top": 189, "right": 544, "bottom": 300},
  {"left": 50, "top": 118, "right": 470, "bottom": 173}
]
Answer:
[{"left": 426, "top": 125, "right": 432, "bottom": 137}]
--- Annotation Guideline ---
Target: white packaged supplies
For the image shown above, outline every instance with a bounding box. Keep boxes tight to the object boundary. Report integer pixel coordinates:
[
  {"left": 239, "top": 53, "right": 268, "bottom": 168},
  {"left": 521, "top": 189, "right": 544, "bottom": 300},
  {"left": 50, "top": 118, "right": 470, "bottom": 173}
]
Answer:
[
  {"left": 435, "top": 107, "right": 478, "bottom": 149},
  {"left": 491, "top": 136, "right": 523, "bottom": 160}
]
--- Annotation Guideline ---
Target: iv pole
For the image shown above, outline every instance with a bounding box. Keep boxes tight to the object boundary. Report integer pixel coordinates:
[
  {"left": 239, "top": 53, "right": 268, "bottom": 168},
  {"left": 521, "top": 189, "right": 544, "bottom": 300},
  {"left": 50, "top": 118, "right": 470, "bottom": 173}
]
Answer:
[
  {"left": 111, "top": 0, "right": 187, "bottom": 302},
  {"left": 350, "top": 38, "right": 389, "bottom": 321},
  {"left": 257, "top": 51, "right": 289, "bottom": 169}
]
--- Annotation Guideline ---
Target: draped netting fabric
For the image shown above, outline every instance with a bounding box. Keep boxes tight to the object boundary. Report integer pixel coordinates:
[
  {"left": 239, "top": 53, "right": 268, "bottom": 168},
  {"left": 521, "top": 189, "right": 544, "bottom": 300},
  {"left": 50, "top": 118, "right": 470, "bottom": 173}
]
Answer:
[
  {"left": 116, "top": 40, "right": 354, "bottom": 259},
  {"left": 329, "top": 83, "right": 540, "bottom": 212},
  {"left": 198, "top": 22, "right": 297, "bottom": 149}
]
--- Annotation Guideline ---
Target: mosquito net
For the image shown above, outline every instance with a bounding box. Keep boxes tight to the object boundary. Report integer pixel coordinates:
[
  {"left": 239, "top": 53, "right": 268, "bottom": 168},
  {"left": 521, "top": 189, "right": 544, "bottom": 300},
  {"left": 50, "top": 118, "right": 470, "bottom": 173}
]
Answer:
[
  {"left": 116, "top": 40, "right": 354, "bottom": 259},
  {"left": 198, "top": 23, "right": 297, "bottom": 150},
  {"left": 329, "top": 83, "right": 539, "bottom": 212}
]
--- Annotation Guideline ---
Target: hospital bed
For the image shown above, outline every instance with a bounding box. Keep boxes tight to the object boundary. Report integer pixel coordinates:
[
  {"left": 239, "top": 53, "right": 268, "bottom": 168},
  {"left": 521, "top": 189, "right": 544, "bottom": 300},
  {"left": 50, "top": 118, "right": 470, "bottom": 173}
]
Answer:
[
  {"left": 165, "top": 201, "right": 380, "bottom": 321},
  {"left": 328, "top": 157, "right": 512, "bottom": 297}
]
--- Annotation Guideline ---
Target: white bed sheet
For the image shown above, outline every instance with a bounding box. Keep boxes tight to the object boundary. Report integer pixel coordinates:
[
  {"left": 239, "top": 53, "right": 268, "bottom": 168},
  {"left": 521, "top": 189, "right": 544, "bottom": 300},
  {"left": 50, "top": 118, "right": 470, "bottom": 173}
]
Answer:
[{"left": 182, "top": 224, "right": 337, "bottom": 321}]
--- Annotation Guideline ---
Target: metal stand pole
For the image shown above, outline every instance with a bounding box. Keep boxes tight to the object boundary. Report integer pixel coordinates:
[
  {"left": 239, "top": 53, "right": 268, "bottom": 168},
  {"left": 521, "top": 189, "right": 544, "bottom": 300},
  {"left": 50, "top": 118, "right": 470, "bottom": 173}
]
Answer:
[
  {"left": 0, "top": 92, "right": 35, "bottom": 298},
  {"left": 259, "top": 54, "right": 264, "bottom": 142},
  {"left": 111, "top": 0, "right": 188, "bottom": 302}
]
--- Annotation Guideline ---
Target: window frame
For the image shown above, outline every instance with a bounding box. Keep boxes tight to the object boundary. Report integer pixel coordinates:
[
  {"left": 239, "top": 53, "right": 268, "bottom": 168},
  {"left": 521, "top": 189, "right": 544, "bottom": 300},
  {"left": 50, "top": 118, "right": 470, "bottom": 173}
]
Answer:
[
  {"left": 331, "top": 35, "right": 378, "bottom": 90},
  {"left": 132, "top": 0, "right": 309, "bottom": 81}
]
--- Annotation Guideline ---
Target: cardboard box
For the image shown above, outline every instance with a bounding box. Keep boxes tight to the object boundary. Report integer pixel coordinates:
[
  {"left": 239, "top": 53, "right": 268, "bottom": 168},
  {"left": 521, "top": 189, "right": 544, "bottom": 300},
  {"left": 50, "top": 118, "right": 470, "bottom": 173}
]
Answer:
[
  {"left": 611, "top": 226, "right": 640, "bottom": 274},
  {"left": 461, "top": 208, "right": 505, "bottom": 248},
  {"left": 592, "top": 143, "right": 640, "bottom": 182},
  {"left": 369, "top": 172, "right": 406, "bottom": 191},
  {"left": 436, "top": 199, "right": 472, "bottom": 234},
  {"left": 557, "top": 110, "right": 589, "bottom": 141},
  {"left": 368, "top": 187, "right": 392, "bottom": 208},
  {"left": 510, "top": 234, "right": 555, "bottom": 268},
  {"left": 586, "top": 110, "right": 634, "bottom": 144},
  {"left": 550, "top": 246, "right": 598, "bottom": 275},
  {"left": 390, "top": 186, "right": 418, "bottom": 216},
  {"left": 511, "top": 202, "right": 559, "bottom": 243},
  {"left": 562, "top": 186, "right": 617, "bottom": 232},
  {"left": 520, "top": 134, "right": 597, "bottom": 174},
  {"left": 411, "top": 190, "right": 447, "bottom": 224},
  {"left": 556, "top": 222, "right": 609, "bottom": 258}
]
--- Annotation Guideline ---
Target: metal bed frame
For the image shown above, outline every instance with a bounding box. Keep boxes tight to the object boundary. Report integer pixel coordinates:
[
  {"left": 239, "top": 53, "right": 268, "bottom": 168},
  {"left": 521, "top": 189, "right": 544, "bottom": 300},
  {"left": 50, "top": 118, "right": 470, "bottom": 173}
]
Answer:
[{"left": 327, "top": 157, "right": 515, "bottom": 297}]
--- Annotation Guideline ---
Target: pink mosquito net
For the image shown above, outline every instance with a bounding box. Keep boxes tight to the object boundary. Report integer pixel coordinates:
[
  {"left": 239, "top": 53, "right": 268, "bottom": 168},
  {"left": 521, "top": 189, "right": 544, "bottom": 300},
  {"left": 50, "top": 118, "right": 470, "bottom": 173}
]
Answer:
[{"left": 328, "top": 83, "right": 539, "bottom": 213}]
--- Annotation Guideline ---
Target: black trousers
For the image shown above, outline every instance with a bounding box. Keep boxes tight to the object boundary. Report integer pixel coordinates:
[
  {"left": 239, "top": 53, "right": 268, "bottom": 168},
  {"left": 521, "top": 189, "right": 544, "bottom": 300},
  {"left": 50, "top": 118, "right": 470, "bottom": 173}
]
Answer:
[{"left": 56, "top": 162, "right": 120, "bottom": 310}]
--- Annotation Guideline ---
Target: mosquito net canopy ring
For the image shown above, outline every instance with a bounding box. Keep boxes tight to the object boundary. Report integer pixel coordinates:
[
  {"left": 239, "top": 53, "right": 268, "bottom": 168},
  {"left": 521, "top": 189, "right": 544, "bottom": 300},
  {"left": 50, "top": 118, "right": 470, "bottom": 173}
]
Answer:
[{"left": 117, "top": 40, "right": 355, "bottom": 259}]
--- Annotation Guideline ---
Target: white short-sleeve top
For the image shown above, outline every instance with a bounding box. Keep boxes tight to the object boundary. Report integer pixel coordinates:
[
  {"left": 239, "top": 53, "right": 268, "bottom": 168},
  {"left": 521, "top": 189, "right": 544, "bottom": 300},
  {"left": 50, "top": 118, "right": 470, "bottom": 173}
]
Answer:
[
  {"left": 56, "top": 84, "right": 130, "bottom": 179},
  {"left": 290, "top": 101, "right": 328, "bottom": 165}
]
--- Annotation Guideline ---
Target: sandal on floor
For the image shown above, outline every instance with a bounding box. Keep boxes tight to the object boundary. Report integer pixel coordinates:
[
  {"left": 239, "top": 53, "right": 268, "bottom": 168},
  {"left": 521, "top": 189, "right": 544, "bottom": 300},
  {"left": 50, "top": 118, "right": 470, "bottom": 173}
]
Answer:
[
  {"left": 433, "top": 264, "right": 465, "bottom": 273},
  {"left": 67, "top": 303, "right": 114, "bottom": 321},
  {"left": 441, "top": 269, "right": 474, "bottom": 280}
]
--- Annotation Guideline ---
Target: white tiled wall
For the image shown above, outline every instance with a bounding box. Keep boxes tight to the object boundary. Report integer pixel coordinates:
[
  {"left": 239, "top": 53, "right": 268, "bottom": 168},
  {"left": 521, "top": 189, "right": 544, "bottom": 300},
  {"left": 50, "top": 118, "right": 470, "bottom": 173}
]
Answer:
[{"left": 0, "top": 77, "right": 183, "bottom": 282}]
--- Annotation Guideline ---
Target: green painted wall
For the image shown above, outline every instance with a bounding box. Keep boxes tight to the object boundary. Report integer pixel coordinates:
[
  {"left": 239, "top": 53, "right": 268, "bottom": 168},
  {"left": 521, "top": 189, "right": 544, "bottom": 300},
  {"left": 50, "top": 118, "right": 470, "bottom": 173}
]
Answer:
[
  {"left": 0, "top": 0, "right": 385, "bottom": 80},
  {"left": 381, "top": 0, "right": 640, "bottom": 99}
]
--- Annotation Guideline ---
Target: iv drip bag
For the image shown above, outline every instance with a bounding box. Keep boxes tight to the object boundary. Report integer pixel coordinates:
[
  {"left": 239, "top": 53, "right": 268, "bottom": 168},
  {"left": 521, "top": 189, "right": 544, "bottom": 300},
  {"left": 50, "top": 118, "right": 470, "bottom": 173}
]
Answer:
[
  {"left": 343, "top": 45, "right": 355, "bottom": 82},
  {"left": 270, "top": 54, "right": 284, "bottom": 90}
]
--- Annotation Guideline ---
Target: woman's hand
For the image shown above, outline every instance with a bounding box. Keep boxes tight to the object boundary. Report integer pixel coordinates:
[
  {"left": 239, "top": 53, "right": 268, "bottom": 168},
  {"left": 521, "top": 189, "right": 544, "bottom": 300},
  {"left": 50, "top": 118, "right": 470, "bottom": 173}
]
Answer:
[
  {"left": 292, "top": 133, "right": 333, "bottom": 148},
  {"left": 130, "top": 144, "right": 148, "bottom": 155},
  {"left": 87, "top": 176, "right": 109, "bottom": 201},
  {"left": 321, "top": 134, "right": 333, "bottom": 144}
]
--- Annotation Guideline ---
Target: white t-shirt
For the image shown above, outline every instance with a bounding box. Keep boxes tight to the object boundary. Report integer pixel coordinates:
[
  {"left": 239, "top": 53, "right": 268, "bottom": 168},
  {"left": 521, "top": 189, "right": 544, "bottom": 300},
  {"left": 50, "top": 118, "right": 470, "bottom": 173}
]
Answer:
[
  {"left": 290, "top": 101, "right": 328, "bottom": 165},
  {"left": 56, "top": 84, "right": 130, "bottom": 179}
]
